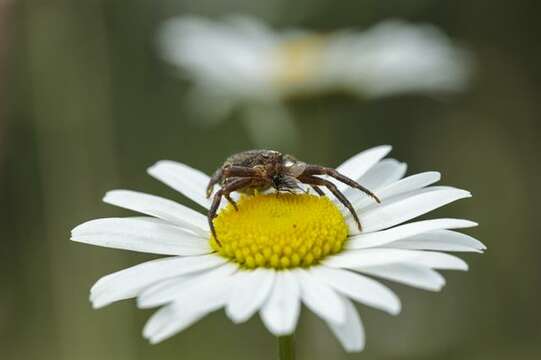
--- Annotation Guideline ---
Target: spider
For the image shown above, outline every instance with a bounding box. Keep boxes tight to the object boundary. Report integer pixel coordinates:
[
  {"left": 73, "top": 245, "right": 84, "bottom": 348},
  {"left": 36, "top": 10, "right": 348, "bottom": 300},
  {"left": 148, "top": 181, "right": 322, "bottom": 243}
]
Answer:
[{"left": 206, "top": 150, "right": 381, "bottom": 243}]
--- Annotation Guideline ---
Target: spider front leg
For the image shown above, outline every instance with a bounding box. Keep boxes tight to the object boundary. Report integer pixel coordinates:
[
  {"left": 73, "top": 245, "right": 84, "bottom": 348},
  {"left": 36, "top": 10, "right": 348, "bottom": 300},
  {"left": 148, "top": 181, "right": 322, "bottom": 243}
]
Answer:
[
  {"left": 208, "top": 177, "right": 255, "bottom": 245},
  {"left": 206, "top": 168, "right": 223, "bottom": 198},
  {"left": 224, "top": 193, "right": 238, "bottom": 211},
  {"left": 304, "top": 165, "right": 381, "bottom": 203},
  {"left": 207, "top": 165, "right": 263, "bottom": 198},
  {"left": 299, "top": 174, "right": 363, "bottom": 232}
]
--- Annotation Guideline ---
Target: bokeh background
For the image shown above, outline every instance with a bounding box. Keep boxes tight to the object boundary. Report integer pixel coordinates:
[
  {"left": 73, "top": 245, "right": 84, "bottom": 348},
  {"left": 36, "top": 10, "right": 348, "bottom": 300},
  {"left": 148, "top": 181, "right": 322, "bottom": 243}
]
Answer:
[{"left": 3, "top": 0, "right": 541, "bottom": 359}]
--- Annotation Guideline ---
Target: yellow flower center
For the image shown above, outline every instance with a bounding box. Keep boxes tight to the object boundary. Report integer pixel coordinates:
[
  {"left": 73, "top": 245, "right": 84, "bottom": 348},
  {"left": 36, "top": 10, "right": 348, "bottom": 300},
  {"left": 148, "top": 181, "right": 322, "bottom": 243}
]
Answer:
[
  {"left": 272, "top": 35, "right": 327, "bottom": 89},
  {"left": 210, "top": 194, "right": 348, "bottom": 269}
]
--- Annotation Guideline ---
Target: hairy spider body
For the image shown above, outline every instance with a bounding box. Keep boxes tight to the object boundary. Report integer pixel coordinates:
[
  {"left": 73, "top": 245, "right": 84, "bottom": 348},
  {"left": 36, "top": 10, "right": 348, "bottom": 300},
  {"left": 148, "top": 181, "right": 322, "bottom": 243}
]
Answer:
[{"left": 206, "top": 150, "right": 380, "bottom": 243}]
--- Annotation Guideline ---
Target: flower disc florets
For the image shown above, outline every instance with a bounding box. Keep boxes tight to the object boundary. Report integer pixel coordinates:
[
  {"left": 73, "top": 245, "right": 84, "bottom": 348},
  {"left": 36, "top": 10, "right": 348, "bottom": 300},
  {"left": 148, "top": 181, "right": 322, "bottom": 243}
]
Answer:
[
  {"left": 273, "top": 35, "right": 326, "bottom": 87},
  {"left": 210, "top": 194, "right": 348, "bottom": 269}
]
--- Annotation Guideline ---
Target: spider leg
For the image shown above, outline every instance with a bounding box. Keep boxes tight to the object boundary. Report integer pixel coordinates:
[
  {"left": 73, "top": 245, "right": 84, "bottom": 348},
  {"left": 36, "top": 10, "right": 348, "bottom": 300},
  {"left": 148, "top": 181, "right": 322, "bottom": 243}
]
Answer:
[
  {"left": 207, "top": 168, "right": 223, "bottom": 198},
  {"left": 208, "top": 177, "right": 256, "bottom": 244},
  {"left": 299, "top": 174, "right": 363, "bottom": 232},
  {"left": 208, "top": 165, "right": 265, "bottom": 198},
  {"left": 223, "top": 165, "right": 263, "bottom": 177},
  {"left": 276, "top": 188, "right": 296, "bottom": 196},
  {"left": 310, "top": 185, "right": 325, "bottom": 196},
  {"left": 224, "top": 193, "right": 238, "bottom": 211},
  {"left": 304, "top": 165, "right": 381, "bottom": 203},
  {"left": 209, "top": 190, "right": 224, "bottom": 242}
]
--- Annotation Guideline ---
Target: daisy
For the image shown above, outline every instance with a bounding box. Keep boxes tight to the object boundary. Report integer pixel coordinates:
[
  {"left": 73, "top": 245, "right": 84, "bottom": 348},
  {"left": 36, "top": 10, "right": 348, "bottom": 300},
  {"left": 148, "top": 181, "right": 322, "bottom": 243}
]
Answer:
[
  {"left": 158, "top": 16, "right": 473, "bottom": 129},
  {"left": 71, "top": 145, "right": 484, "bottom": 353}
]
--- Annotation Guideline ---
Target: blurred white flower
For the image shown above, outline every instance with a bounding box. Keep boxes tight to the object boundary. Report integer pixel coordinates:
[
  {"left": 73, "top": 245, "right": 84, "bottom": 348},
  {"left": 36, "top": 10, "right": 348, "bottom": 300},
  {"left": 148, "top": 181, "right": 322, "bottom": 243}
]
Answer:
[
  {"left": 158, "top": 16, "right": 473, "bottom": 135},
  {"left": 72, "top": 146, "right": 484, "bottom": 351}
]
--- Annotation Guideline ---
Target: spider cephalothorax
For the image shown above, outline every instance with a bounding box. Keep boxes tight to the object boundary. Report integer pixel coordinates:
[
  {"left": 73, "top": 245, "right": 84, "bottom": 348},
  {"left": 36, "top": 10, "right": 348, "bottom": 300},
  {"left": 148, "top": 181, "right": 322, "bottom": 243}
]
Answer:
[{"left": 206, "top": 150, "right": 380, "bottom": 242}]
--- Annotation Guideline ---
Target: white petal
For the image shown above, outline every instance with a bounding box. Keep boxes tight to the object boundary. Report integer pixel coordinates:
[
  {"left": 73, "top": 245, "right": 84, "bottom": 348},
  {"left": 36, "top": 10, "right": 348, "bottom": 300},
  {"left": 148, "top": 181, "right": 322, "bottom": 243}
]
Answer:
[
  {"left": 355, "top": 186, "right": 471, "bottom": 233},
  {"left": 145, "top": 307, "right": 208, "bottom": 344},
  {"left": 401, "top": 251, "right": 469, "bottom": 271},
  {"left": 340, "top": 20, "right": 472, "bottom": 96},
  {"left": 358, "top": 264, "right": 445, "bottom": 291},
  {"left": 135, "top": 274, "right": 196, "bottom": 307},
  {"left": 103, "top": 190, "right": 208, "bottom": 235},
  {"left": 347, "top": 218, "right": 477, "bottom": 249},
  {"left": 324, "top": 248, "right": 421, "bottom": 268},
  {"left": 260, "top": 271, "right": 301, "bottom": 336},
  {"left": 343, "top": 159, "right": 407, "bottom": 205},
  {"left": 168, "top": 265, "right": 237, "bottom": 311},
  {"left": 142, "top": 304, "right": 180, "bottom": 343},
  {"left": 143, "top": 270, "right": 230, "bottom": 344},
  {"left": 147, "top": 160, "right": 211, "bottom": 209},
  {"left": 143, "top": 264, "right": 238, "bottom": 344},
  {"left": 352, "top": 171, "right": 441, "bottom": 210},
  {"left": 137, "top": 263, "right": 237, "bottom": 308},
  {"left": 335, "top": 146, "right": 392, "bottom": 190},
  {"left": 225, "top": 269, "right": 276, "bottom": 323},
  {"left": 311, "top": 267, "right": 401, "bottom": 315},
  {"left": 71, "top": 217, "right": 211, "bottom": 255},
  {"left": 356, "top": 158, "right": 407, "bottom": 190},
  {"left": 90, "top": 254, "right": 225, "bottom": 308},
  {"left": 294, "top": 269, "right": 346, "bottom": 325},
  {"left": 327, "top": 248, "right": 468, "bottom": 272},
  {"left": 387, "top": 229, "right": 486, "bottom": 252},
  {"left": 221, "top": 15, "right": 275, "bottom": 44},
  {"left": 377, "top": 171, "right": 442, "bottom": 199},
  {"left": 327, "top": 296, "right": 365, "bottom": 352}
]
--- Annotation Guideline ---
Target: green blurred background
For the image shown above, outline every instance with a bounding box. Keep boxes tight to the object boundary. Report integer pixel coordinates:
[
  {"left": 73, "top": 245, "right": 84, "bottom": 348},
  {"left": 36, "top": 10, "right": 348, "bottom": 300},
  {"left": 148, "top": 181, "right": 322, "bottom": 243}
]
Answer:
[{"left": 3, "top": 0, "right": 541, "bottom": 359}]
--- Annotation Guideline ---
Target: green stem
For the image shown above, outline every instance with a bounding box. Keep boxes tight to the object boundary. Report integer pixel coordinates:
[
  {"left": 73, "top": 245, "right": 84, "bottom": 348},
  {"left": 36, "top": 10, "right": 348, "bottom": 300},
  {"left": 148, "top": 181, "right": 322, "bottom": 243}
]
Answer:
[{"left": 278, "top": 335, "right": 296, "bottom": 360}]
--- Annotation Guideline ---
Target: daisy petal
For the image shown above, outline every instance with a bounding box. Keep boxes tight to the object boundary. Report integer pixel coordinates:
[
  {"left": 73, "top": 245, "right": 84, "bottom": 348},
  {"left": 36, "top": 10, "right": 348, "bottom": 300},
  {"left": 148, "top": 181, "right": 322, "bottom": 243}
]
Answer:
[
  {"left": 335, "top": 145, "right": 392, "bottom": 190},
  {"left": 358, "top": 264, "right": 445, "bottom": 291},
  {"left": 327, "top": 248, "right": 468, "bottom": 272},
  {"left": 168, "top": 265, "right": 237, "bottom": 311},
  {"left": 356, "top": 158, "right": 407, "bottom": 190},
  {"left": 260, "top": 271, "right": 301, "bottom": 336},
  {"left": 143, "top": 264, "right": 238, "bottom": 344},
  {"left": 324, "top": 248, "right": 421, "bottom": 268},
  {"left": 226, "top": 269, "right": 276, "bottom": 323},
  {"left": 294, "top": 269, "right": 346, "bottom": 325},
  {"left": 311, "top": 267, "right": 401, "bottom": 315},
  {"left": 103, "top": 190, "right": 208, "bottom": 235},
  {"left": 135, "top": 274, "right": 196, "bottom": 307},
  {"left": 343, "top": 158, "right": 407, "bottom": 204},
  {"left": 143, "top": 274, "right": 229, "bottom": 344},
  {"left": 147, "top": 160, "right": 212, "bottom": 209},
  {"left": 356, "top": 186, "right": 471, "bottom": 233},
  {"left": 137, "top": 263, "right": 238, "bottom": 308},
  {"left": 402, "top": 251, "right": 469, "bottom": 271},
  {"left": 347, "top": 218, "right": 477, "bottom": 249},
  {"left": 387, "top": 229, "right": 486, "bottom": 252},
  {"left": 142, "top": 304, "right": 179, "bottom": 342},
  {"left": 90, "top": 254, "right": 225, "bottom": 308},
  {"left": 377, "top": 171, "right": 442, "bottom": 199},
  {"left": 327, "top": 295, "right": 365, "bottom": 352},
  {"left": 145, "top": 307, "right": 208, "bottom": 344},
  {"left": 353, "top": 172, "right": 441, "bottom": 210},
  {"left": 71, "top": 217, "right": 211, "bottom": 255}
]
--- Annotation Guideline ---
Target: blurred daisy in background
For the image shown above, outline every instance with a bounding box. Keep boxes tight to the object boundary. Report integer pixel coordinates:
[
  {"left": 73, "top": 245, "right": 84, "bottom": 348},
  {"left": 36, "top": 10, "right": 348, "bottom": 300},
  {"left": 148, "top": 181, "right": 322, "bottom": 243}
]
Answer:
[
  {"left": 71, "top": 146, "right": 484, "bottom": 352},
  {"left": 158, "top": 16, "right": 473, "bottom": 147}
]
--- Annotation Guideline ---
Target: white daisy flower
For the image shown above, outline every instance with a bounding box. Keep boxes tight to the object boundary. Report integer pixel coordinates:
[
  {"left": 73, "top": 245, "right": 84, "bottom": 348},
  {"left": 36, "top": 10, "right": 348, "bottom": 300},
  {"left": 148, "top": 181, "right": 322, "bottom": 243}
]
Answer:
[
  {"left": 71, "top": 145, "right": 484, "bottom": 352},
  {"left": 158, "top": 16, "right": 473, "bottom": 126}
]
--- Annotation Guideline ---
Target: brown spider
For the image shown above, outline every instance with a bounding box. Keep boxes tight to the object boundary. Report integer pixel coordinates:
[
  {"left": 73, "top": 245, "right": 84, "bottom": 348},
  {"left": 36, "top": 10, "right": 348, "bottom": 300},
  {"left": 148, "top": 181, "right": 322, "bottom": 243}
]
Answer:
[{"left": 206, "top": 150, "right": 381, "bottom": 243}]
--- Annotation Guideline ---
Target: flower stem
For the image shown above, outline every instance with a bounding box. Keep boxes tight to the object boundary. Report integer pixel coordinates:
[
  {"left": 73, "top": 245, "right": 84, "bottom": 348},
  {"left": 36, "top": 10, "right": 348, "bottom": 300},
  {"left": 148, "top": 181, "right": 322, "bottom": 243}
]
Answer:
[{"left": 278, "top": 335, "right": 296, "bottom": 360}]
